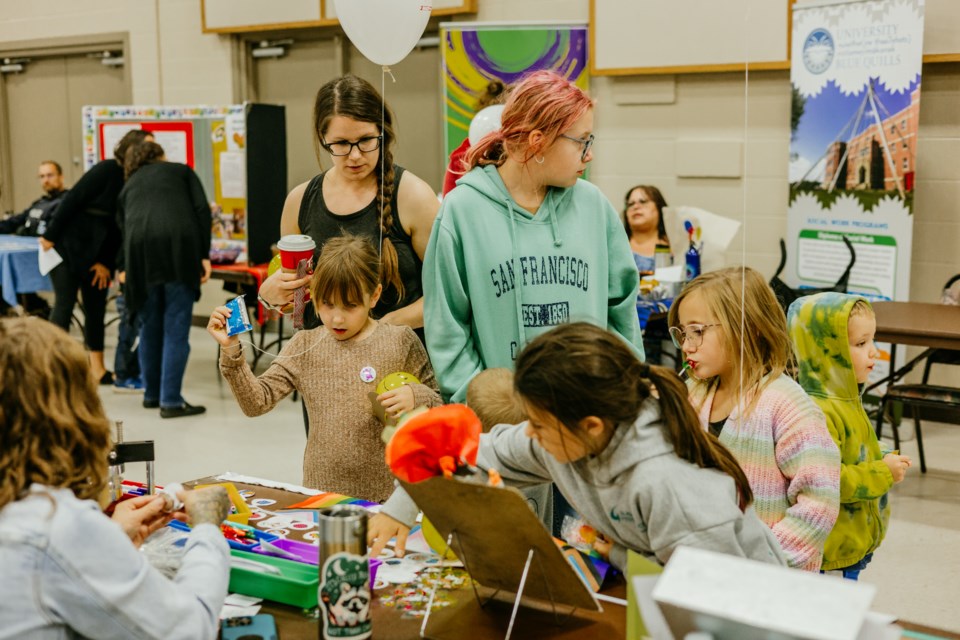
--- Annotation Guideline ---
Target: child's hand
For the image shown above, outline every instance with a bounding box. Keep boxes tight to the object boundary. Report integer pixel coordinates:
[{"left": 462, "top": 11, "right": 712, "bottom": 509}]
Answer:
[
  {"left": 592, "top": 532, "right": 613, "bottom": 560},
  {"left": 883, "top": 453, "right": 911, "bottom": 483},
  {"left": 377, "top": 385, "right": 415, "bottom": 418},
  {"left": 207, "top": 306, "right": 240, "bottom": 348},
  {"left": 367, "top": 512, "right": 410, "bottom": 558}
]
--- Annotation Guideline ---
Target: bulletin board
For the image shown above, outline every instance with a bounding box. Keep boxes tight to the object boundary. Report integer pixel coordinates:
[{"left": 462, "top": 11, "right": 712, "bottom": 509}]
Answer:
[
  {"left": 201, "top": 0, "right": 477, "bottom": 34},
  {"left": 82, "top": 104, "right": 286, "bottom": 265},
  {"left": 590, "top": 0, "right": 960, "bottom": 76}
]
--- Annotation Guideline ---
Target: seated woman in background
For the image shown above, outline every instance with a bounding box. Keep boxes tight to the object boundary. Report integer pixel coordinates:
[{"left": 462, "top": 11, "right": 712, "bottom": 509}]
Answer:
[
  {"left": 623, "top": 184, "right": 670, "bottom": 274},
  {"left": 0, "top": 317, "right": 231, "bottom": 640}
]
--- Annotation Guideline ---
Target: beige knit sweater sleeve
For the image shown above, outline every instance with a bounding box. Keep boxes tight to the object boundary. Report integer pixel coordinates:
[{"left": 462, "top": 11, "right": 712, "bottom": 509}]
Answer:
[
  {"left": 397, "top": 327, "right": 443, "bottom": 409},
  {"left": 218, "top": 334, "right": 305, "bottom": 417}
]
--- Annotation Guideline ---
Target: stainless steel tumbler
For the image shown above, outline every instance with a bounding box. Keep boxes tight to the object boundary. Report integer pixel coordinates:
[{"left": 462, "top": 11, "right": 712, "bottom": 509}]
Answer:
[{"left": 318, "top": 505, "right": 371, "bottom": 640}]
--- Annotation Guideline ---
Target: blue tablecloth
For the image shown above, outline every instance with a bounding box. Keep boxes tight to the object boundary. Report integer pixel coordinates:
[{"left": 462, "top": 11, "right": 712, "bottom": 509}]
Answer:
[{"left": 0, "top": 235, "right": 52, "bottom": 307}]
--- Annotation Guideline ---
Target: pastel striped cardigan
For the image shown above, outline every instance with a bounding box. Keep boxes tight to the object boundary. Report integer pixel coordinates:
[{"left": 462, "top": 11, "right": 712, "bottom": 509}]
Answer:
[{"left": 689, "top": 374, "right": 840, "bottom": 572}]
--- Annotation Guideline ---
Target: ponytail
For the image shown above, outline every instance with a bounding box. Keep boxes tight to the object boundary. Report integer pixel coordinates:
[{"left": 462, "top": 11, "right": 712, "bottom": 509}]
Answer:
[{"left": 645, "top": 365, "right": 753, "bottom": 511}]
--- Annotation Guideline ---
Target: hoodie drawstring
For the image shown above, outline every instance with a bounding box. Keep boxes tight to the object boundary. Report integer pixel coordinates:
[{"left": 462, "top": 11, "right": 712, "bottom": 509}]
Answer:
[{"left": 506, "top": 197, "right": 527, "bottom": 350}]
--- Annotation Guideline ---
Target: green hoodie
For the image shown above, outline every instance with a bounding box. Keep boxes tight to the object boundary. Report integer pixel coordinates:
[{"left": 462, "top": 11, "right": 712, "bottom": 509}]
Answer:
[
  {"left": 423, "top": 165, "right": 643, "bottom": 402},
  {"left": 787, "top": 292, "right": 893, "bottom": 571}
]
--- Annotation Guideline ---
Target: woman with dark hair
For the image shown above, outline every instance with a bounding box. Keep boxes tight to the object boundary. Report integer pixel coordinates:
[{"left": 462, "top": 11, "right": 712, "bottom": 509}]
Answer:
[
  {"left": 0, "top": 317, "right": 231, "bottom": 639},
  {"left": 623, "top": 184, "right": 670, "bottom": 274},
  {"left": 257, "top": 74, "right": 439, "bottom": 335},
  {"left": 117, "top": 141, "right": 212, "bottom": 419},
  {"left": 40, "top": 128, "right": 153, "bottom": 384}
]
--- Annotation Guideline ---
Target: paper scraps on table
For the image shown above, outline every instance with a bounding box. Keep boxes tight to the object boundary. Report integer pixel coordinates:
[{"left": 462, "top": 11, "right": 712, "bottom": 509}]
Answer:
[{"left": 378, "top": 567, "right": 471, "bottom": 618}]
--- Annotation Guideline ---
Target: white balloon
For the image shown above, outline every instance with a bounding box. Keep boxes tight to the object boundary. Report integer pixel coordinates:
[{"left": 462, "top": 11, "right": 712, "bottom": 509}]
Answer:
[
  {"left": 468, "top": 105, "right": 506, "bottom": 146},
  {"left": 334, "top": 0, "right": 432, "bottom": 66}
]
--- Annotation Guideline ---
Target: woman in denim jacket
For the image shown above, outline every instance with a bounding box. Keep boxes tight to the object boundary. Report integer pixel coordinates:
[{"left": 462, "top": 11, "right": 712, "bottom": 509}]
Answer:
[{"left": 0, "top": 317, "right": 232, "bottom": 640}]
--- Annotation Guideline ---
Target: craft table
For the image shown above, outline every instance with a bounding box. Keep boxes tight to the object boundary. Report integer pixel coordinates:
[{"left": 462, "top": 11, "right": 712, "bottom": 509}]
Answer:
[{"left": 192, "top": 478, "right": 959, "bottom": 640}]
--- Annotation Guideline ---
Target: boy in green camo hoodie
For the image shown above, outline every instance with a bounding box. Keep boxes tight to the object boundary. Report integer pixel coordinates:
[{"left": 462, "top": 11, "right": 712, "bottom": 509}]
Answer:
[{"left": 787, "top": 292, "right": 912, "bottom": 579}]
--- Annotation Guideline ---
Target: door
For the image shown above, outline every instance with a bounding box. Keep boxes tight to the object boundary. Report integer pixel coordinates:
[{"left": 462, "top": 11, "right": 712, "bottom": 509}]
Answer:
[
  {"left": 1, "top": 53, "right": 129, "bottom": 213},
  {"left": 253, "top": 38, "right": 341, "bottom": 191}
]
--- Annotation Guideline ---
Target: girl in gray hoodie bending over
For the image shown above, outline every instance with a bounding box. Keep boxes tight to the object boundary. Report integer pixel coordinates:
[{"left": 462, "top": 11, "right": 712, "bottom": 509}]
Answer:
[{"left": 369, "top": 322, "right": 786, "bottom": 570}]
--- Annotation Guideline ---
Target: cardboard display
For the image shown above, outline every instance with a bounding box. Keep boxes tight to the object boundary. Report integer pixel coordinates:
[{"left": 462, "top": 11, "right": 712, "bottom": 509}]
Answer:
[{"left": 400, "top": 477, "right": 601, "bottom": 612}]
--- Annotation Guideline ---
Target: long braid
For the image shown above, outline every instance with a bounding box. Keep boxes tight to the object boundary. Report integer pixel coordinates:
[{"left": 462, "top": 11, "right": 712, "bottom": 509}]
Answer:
[{"left": 376, "top": 130, "right": 404, "bottom": 301}]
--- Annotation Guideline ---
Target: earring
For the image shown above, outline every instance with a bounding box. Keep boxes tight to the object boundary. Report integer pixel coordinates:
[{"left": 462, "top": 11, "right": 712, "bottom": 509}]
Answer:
[{"left": 535, "top": 155, "right": 545, "bottom": 164}]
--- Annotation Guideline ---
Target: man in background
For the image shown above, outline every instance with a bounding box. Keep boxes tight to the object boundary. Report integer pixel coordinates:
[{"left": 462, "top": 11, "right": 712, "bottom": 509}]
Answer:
[{"left": 0, "top": 161, "right": 68, "bottom": 316}]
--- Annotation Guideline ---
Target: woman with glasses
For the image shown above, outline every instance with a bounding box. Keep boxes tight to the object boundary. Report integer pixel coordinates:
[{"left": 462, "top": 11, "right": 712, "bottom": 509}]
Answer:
[
  {"left": 622, "top": 185, "right": 671, "bottom": 274},
  {"left": 422, "top": 70, "right": 643, "bottom": 403},
  {"left": 257, "top": 74, "right": 439, "bottom": 335},
  {"left": 666, "top": 267, "right": 840, "bottom": 572}
]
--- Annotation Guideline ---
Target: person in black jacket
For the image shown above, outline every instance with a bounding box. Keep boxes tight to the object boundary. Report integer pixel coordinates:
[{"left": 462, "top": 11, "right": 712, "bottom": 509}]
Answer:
[
  {"left": 117, "top": 141, "right": 212, "bottom": 419},
  {"left": 40, "top": 130, "right": 154, "bottom": 384},
  {"left": 0, "top": 161, "right": 67, "bottom": 317},
  {"left": 0, "top": 161, "right": 67, "bottom": 237}
]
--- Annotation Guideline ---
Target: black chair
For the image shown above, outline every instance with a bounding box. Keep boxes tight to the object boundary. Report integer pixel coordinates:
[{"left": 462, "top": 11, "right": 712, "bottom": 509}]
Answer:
[
  {"left": 769, "top": 235, "right": 856, "bottom": 314},
  {"left": 875, "top": 274, "right": 960, "bottom": 473}
]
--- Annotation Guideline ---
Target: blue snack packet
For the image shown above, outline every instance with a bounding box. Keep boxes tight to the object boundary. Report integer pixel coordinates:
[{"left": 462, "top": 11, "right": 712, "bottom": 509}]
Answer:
[{"left": 224, "top": 296, "right": 253, "bottom": 336}]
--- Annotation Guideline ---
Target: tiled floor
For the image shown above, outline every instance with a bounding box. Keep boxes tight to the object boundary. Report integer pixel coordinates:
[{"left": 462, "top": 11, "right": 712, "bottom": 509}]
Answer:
[{"left": 94, "top": 323, "right": 959, "bottom": 632}]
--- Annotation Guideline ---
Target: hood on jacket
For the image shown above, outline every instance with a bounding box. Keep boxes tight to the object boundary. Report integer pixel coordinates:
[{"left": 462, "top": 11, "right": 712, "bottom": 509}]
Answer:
[
  {"left": 580, "top": 397, "right": 673, "bottom": 485},
  {"left": 787, "top": 292, "right": 866, "bottom": 402}
]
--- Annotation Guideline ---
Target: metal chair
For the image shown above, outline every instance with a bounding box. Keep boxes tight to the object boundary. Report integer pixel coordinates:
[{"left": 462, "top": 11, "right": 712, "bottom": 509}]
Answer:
[{"left": 875, "top": 274, "right": 960, "bottom": 473}]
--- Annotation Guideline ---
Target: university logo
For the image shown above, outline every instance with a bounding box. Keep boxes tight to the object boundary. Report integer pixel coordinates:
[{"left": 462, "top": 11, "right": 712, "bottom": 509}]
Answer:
[{"left": 802, "top": 28, "right": 835, "bottom": 75}]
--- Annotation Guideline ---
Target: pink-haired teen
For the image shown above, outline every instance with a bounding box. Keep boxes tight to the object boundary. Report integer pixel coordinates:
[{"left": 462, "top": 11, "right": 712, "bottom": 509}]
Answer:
[{"left": 423, "top": 70, "right": 643, "bottom": 402}]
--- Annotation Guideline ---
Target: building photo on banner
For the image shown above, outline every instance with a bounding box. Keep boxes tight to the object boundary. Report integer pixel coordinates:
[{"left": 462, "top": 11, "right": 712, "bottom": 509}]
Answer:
[{"left": 3, "top": 0, "right": 960, "bottom": 638}]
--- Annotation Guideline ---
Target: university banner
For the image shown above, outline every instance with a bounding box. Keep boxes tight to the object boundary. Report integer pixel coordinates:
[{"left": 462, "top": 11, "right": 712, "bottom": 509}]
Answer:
[
  {"left": 440, "top": 23, "right": 588, "bottom": 159},
  {"left": 787, "top": 0, "right": 924, "bottom": 306}
]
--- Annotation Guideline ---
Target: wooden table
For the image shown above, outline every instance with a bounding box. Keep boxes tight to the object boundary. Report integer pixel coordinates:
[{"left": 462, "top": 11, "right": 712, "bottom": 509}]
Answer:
[
  {"left": 873, "top": 302, "right": 960, "bottom": 351},
  {"left": 214, "top": 475, "right": 955, "bottom": 640},
  {"left": 865, "top": 302, "right": 960, "bottom": 395}
]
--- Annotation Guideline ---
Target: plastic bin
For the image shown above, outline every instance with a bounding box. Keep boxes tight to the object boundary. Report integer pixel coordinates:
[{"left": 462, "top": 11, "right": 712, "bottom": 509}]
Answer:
[{"left": 229, "top": 549, "right": 319, "bottom": 608}]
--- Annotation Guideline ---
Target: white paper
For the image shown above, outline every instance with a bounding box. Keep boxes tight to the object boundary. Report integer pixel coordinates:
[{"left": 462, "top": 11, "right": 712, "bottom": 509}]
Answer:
[
  {"left": 224, "top": 593, "right": 263, "bottom": 607},
  {"left": 219, "top": 604, "right": 261, "bottom": 619},
  {"left": 219, "top": 151, "right": 246, "bottom": 199},
  {"left": 38, "top": 246, "right": 63, "bottom": 276},
  {"left": 226, "top": 113, "right": 246, "bottom": 151},
  {"left": 101, "top": 124, "right": 142, "bottom": 160},
  {"left": 152, "top": 131, "right": 189, "bottom": 165},
  {"left": 653, "top": 547, "right": 875, "bottom": 640},
  {"left": 662, "top": 206, "right": 743, "bottom": 274},
  {"left": 654, "top": 264, "right": 685, "bottom": 283}
]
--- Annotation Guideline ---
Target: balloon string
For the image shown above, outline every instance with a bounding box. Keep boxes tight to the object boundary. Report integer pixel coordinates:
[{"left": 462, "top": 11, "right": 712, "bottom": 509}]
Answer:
[
  {"left": 379, "top": 67, "right": 387, "bottom": 268},
  {"left": 381, "top": 65, "right": 396, "bottom": 83}
]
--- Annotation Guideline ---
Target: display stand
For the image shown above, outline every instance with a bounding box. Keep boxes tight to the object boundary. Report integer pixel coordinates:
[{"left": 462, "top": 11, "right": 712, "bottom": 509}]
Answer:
[
  {"left": 81, "top": 103, "right": 286, "bottom": 265},
  {"left": 400, "top": 477, "right": 601, "bottom": 640}
]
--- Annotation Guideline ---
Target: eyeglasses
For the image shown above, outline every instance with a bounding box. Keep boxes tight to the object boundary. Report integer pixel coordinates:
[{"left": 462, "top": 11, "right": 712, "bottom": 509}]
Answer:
[
  {"left": 626, "top": 198, "right": 650, "bottom": 208},
  {"left": 559, "top": 133, "right": 595, "bottom": 162},
  {"left": 320, "top": 135, "right": 382, "bottom": 156},
  {"left": 668, "top": 323, "right": 721, "bottom": 349}
]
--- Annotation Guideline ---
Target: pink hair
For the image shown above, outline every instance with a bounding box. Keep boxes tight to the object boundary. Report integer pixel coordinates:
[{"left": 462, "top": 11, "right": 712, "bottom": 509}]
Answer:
[{"left": 464, "top": 70, "right": 593, "bottom": 170}]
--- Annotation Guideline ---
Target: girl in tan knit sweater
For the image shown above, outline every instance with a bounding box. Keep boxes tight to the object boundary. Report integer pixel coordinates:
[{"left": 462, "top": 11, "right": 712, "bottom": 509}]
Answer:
[{"left": 207, "top": 235, "right": 442, "bottom": 501}]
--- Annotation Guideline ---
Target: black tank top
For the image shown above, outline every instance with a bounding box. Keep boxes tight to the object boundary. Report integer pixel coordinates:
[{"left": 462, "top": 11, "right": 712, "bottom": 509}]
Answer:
[{"left": 297, "top": 165, "right": 423, "bottom": 328}]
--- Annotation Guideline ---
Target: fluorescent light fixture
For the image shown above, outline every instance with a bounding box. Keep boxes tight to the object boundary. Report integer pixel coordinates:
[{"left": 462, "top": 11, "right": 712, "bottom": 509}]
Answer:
[{"left": 252, "top": 46, "right": 286, "bottom": 59}]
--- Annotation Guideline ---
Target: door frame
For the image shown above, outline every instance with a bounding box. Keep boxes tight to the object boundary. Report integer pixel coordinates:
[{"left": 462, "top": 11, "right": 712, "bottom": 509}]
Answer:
[{"left": 0, "top": 32, "right": 130, "bottom": 212}]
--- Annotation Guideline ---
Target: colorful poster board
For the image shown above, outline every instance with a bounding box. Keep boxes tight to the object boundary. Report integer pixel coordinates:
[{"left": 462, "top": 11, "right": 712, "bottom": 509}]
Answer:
[
  {"left": 786, "top": 0, "right": 925, "bottom": 386},
  {"left": 440, "top": 23, "right": 589, "bottom": 159},
  {"left": 786, "top": 0, "right": 924, "bottom": 302}
]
